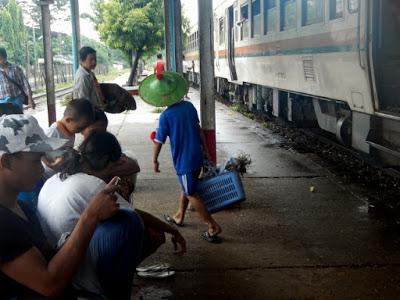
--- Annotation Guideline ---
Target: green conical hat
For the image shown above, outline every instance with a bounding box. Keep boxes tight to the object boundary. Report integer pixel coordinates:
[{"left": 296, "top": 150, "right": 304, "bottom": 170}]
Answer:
[{"left": 139, "top": 71, "right": 188, "bottom": 107}]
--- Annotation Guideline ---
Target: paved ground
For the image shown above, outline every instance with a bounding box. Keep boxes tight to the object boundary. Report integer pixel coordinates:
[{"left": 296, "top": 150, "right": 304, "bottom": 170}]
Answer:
[{"left": 31, "top": 75, "right": 400, "bottom": 299}]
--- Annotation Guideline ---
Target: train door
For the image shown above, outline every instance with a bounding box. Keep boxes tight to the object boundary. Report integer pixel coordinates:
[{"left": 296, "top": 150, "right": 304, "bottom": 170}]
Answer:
[
  {"left": 371, "top": 0, "right": 400, "bottom": 114},
  {"left": 227, "top": 5, "right": 238, "bottom": 80}
]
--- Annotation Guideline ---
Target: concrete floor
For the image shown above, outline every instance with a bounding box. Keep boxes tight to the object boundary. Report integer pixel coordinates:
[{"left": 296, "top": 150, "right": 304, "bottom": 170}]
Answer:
[{"left": 31, "top": 77, "right": 400, "bottom": 299}]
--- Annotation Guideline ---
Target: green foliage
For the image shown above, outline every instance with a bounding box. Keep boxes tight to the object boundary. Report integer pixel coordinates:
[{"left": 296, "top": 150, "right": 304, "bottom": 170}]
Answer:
[
  {"left": 0, "top": 0, "right": 26, "bottom": 65},
  {"left": 92, "top": 0, "right": 164, "bottom": 84}
]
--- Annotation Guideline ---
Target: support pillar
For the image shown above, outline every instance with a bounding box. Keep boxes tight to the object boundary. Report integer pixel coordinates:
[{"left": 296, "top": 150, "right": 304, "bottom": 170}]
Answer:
[
  {"left": 198, "top": 0, "right": 216, "bottom": 163},
  {"left": 163, "top": 0, "right": 183, "bottom": 73},
  {"left": 40, "top": 0, "right": 56, "bottom": 125},
  {"left": 70, "top": 0, "right": 81, "bottom": 75}
]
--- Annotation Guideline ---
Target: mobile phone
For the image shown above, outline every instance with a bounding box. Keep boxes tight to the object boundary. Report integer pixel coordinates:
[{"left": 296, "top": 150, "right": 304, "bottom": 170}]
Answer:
[{"left": 114, "top": 176, "right": 121, "bottom": 186}]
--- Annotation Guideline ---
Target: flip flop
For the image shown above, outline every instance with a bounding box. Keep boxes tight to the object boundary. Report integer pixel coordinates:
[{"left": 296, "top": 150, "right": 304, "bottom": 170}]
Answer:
[
  {"left": 136, "top": 263, "right": 171, "bottom": 273},
  {"left": 202, "top": 231, "right": 223, "bottom": 244},
  {"left": 137, "top": 270, "right": 176, "bottom": 279},
  {"left": 163, "top": 214, "right": 184, "bottom": 227}
]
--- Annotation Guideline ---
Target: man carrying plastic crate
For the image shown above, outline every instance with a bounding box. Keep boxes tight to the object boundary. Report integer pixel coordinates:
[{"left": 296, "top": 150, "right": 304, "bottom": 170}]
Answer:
[{"left": 153, "top": 100, "right": 223, "bottom": 244}]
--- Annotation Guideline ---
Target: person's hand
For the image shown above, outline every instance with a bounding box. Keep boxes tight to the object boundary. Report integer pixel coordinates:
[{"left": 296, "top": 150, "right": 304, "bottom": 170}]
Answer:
[
  {"left": 171, "top": 231, "right": 186, "bottom": 256},
  {"left": 153, "top": 160, "right": 160, "bottom": 173},
  {"left": 28, "top": 95, "right": 36, "bottom": 110},
  {"left": 86, "top": 177, "right": 120, "bottom": 222}
]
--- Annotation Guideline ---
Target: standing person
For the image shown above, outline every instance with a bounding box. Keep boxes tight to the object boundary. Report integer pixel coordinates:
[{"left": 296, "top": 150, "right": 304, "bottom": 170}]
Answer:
[
  {"left": 73, "top": 47, "right": 105, "bottom": 109},
  {"left": 153, "top": 53, "right": 165, "bottom": 80},
  {"left": 0, "top": 48, "right": 35, "bottom": 111},
  {"left": 182, "top": 55, "right": 190, "bottom": 99},
  {"left": 153, "top": 99, "right": 223, "bottom": 243}
]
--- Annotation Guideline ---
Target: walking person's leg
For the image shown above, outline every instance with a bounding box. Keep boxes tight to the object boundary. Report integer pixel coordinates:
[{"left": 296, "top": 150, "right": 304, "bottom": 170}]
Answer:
[{"left": 178, "top": 170, "right": 222, "bottom": 239}]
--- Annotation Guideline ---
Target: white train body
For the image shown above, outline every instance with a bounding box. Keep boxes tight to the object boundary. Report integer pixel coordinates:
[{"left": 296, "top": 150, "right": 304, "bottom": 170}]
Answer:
[{"left": 185, "top": 0, "right": 400, "bottom": 166}]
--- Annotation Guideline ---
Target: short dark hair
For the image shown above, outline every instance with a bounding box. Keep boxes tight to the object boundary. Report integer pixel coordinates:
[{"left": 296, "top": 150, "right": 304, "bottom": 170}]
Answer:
[
  {"left": 79, "top": 46, "right": 96, "bottom": 61},
  {"left": 157, "top": 53, "right": 162, "bottom": 59},
  {"left": 0, "top": 48, "right": 7, "bottom": 59},
  {"left": 93, "top": 108, "right": 108, "bottom": 127},
  {"left": 64, "top": 98, "right": 95, "bottom": 122}
]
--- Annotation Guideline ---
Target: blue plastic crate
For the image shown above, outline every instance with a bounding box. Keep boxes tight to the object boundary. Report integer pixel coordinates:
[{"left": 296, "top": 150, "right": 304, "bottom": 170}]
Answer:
[{"left": 197, "top": 171, "right": 246, "bottom": 214}]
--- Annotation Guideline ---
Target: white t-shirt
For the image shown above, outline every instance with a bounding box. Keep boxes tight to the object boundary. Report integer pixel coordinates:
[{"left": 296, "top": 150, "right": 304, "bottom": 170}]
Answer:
[
  {"left": 37, "top": 172, "right": 133, "bottom": 246},
  {"left": 37, "top": 173, "right": 134, "bottom": 297},
  {"left": 45, "top": 122, "right": 75, "bottom": 148},
  {"left": 183, "top": 60, "right": 190, "bottom": 73}
]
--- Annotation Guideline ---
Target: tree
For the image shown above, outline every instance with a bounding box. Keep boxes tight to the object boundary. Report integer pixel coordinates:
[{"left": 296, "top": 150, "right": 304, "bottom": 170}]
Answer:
[
  {"left": 92, "top": 0, "right": 164, "bottom": 85},
  {"left": 0, "top": 0, "right": 27, "bottom": 65},
  {"left": 17, "top": 0, "right": 70, "bottom": 27}
]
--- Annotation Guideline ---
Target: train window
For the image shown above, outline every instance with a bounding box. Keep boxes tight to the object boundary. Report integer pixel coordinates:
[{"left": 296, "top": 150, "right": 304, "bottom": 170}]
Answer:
[
  {"left": 219, "top": 17, "right": 225, "bottom": 45},
  {"left": 280, "top": 0, "right": 297, "bottom": 31},
  {"left": 302, "top": 0, "right": 324, "bottom": 26},
  {"left": 348, "top": 0, "right": 359, "bottom": 13},
  {"left": 263, "top": 0, "right": 277, "bottom": 34},
  {"left": 329, "top": 0, "right": 343, "bottom": 19},
  {"left": 251, "top": 0, "right": 261, "bottom": 37},
  {"left": 240, "top": 3, "right": 250, "bottom": 39}
]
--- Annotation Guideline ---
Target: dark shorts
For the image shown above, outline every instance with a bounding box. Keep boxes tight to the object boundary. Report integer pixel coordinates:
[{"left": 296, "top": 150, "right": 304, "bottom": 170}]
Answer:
[{"left": 178, "top": 169, "right": 201, "bottom": 196}]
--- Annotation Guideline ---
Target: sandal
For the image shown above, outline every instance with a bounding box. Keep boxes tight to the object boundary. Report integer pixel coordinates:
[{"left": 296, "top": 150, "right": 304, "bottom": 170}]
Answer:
[
  {"left": 137, "top": 270, "right": 175, "bottom": 279},
  {"left": 136, "top": 263, "right": 171, "bottom": 273},
  {"left": 202, "top": 231, "right": 223, "bottom": 244},
  {"left": 163, "top": 214, "right": 184, "bottom": 227}
]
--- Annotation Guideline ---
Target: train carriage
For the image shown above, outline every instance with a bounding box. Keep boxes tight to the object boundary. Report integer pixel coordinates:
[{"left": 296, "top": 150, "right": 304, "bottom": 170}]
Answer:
[{"left": 184, "top": 0, "right": 400, "bottom": 167}]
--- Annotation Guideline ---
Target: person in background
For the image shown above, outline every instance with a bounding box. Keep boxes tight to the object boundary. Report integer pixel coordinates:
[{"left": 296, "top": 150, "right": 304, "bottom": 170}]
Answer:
[
  {"left": 0, "top": 114, "right": 120, "bottom": 299},
  {"left": 154, "top": 53, "right": 165, "bottom": 80},
  {"left": 182, "top": 55, "right": 191, "bottom": 99},
  {"left": 0, "top": 47, "right": 35, "bottom": 110},
  {"left": 73, "top": 46, "right": 105, "bottom": 109},
  {"left": 153, "top": 99, "right": 223, "bottom": 243}
]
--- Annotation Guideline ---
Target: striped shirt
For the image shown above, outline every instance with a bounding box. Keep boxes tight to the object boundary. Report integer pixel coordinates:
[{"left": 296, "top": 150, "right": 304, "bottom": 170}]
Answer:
[{"left": 0, "top": 63, "right": 32, "bottom": 99}]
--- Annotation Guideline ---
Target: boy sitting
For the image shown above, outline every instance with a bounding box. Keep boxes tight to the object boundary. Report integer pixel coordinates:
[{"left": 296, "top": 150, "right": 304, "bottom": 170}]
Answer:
[{"left": 43, "top": 98, "right": 94, "bottom": 175}]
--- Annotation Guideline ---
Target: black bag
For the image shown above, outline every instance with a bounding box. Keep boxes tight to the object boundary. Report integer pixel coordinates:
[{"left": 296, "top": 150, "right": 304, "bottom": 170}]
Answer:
[
  {"left": 0, "top": 70, "right": 29, "bottom": 105},
  {"left": 100, "top": 83, "right": 137, "bottom": 114}
]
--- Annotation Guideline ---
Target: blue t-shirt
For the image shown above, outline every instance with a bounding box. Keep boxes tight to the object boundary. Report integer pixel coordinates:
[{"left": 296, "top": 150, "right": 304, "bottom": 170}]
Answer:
[{"left": 155, "top": 100, "right": 203, "bottom": 175}]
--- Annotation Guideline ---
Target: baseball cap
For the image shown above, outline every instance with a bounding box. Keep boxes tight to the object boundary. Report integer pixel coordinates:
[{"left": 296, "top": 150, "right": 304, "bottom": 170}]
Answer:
[{"left": 0, "top": 114, "right": 68, "bottom": 155}]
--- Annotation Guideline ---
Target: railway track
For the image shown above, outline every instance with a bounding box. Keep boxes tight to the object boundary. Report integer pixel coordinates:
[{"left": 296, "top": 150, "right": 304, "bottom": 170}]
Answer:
[{"left": 32, "top": 86, "right": 73, "bottom": 102}]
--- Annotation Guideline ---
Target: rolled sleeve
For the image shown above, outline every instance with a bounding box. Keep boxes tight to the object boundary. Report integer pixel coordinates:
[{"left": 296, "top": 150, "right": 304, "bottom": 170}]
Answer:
[{"left": 155, "top": 114, "right": 168, "bottom": 144}]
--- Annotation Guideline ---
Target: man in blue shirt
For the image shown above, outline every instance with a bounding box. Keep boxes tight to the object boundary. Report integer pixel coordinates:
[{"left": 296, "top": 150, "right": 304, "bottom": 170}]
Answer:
[{"left": 153, "top": 100, "right": 222, "bottom": 243}]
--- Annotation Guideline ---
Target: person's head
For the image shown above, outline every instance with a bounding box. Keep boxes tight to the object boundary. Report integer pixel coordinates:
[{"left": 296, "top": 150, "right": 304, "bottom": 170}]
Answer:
[
  {"left": 81, "top": 108, "right": 108, "bottom": 139},
  {"left": 60, "top": 131, "right": 122, "bottom": 181},
  {"left": 0, "top": 48, "right": 7, "bottom": 67},
  {"left": 79, "top": 46, "right": 97, "bottom": 70},
  {"left": 0, "top": 114, "right": 67, "bottom": 192},
  {"left": 182, "top": 54, "right": 185, "bottom": 60},
  {"left": 62, "top": 98, "right": 95, "bottom": 134},
  {"left": 157, "top": 53, "right": 162, "bottom": 59}
]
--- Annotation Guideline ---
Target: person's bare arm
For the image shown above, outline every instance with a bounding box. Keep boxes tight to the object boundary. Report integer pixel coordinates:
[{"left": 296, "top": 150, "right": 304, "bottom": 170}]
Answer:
[
  {"left": 153, "top": 142, "right": 162, "bottom": 172},
  {"left": 1, "top": 181, "right": 120, "bottom": 297},
  {"left": 135, "top": 209, "right": 186, "bottom": 255}
]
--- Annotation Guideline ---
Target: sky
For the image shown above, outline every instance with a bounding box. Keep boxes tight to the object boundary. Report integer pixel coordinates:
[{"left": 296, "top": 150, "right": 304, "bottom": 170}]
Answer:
[
  {"left": 37, "top": 0, "right": 202, "bottom": 42},
  {"left": 51, "top": 0, "right": 100, "bottom": 41}
]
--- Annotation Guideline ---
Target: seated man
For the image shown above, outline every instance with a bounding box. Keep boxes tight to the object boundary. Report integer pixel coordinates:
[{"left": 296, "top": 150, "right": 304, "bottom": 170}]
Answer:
[
  {"left": 38, "top": 131, "right": 186, "bottom": 299},
  {"left": 0, "top": 114, "right": 121, "bottom": 299}
]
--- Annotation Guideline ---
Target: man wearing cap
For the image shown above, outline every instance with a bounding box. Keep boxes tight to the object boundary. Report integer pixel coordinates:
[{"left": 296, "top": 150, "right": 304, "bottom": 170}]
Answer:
[{"left": 0, "top": 114, "right": 125, "bottom": 298}]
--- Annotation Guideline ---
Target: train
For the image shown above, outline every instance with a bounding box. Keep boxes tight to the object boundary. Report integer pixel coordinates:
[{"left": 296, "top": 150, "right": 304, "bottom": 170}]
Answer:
[{"left": 184, "top": 0, "right": 400, "bottom": 167}]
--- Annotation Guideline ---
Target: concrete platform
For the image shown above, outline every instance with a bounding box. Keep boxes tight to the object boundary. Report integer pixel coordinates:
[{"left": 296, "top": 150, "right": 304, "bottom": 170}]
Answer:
[{"left": 30, "top": 77, "right": 400, "bottom": 299}]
